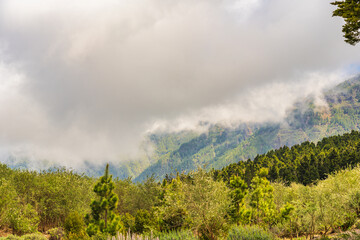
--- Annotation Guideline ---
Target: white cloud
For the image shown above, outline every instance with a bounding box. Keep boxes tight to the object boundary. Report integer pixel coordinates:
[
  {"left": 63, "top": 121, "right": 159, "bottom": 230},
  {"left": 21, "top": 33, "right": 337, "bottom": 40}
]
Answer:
[{"left": 0, "top": 0, "right": 359, "bottom": 167}]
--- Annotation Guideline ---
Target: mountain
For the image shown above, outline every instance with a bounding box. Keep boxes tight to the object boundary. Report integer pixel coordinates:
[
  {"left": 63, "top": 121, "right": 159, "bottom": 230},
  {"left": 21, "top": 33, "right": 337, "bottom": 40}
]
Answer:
[{"left": 134, "top": 75, "right": 360, "bottom": 181}]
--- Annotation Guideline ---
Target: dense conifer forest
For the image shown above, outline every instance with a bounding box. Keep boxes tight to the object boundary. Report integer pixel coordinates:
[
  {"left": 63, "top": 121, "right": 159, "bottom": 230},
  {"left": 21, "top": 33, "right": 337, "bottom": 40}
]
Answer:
[{"left": 2, "top": 131, "right": 360, "bottom": 239}]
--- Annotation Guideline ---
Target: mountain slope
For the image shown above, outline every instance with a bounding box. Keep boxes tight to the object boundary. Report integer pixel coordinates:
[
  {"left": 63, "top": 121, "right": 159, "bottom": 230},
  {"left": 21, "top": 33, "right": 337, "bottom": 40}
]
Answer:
[{"left": 135, "top": 75, "right": 360, "bottom": 181}]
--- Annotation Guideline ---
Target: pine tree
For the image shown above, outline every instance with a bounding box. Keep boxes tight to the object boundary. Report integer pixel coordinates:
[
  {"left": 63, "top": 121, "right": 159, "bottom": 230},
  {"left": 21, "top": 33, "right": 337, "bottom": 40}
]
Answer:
[
  {"left": 331, "top": 0, "right": 360, "bottom": 45},
  {"left": 86, "top": 164, "right": 123, "bottom": 236},
  {"left": 249, "top": 168, "right": 276, "bottom": 226},
  {"left": 228, "top": 175, "right": 250, "bottom": 224}
]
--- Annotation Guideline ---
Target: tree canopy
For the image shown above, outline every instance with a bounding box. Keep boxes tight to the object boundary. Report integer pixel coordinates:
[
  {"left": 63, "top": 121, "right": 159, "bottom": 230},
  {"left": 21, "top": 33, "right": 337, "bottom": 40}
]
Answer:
[{"left": 332, "top": 0, "right": 360, "bottom": 45}]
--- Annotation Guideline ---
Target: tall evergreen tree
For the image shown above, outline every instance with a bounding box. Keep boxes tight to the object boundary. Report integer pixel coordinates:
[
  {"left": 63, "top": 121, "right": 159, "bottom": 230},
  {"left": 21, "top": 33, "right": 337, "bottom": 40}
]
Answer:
[
  {"left": 86, "top": 164, "right": 123, "bottom": 236},
  {"left": 228, "top": 175, "right": 250, "bottom": 224},
  {"left": 249, "top": 168, "right": 276, "bottom": 226}
]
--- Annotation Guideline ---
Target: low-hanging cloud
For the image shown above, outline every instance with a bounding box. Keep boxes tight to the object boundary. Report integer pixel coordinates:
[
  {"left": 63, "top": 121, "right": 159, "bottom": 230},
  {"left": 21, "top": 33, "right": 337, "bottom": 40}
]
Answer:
[{"left": 0, "top": 0, "right": 359, "bottom": 167}]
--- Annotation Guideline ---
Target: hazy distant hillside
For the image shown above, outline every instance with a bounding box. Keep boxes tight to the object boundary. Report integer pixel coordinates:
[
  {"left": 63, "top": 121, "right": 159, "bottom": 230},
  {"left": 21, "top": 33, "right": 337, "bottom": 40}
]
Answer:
[{"left": 135, "top": 75, "right": 360, "bottom": 181}]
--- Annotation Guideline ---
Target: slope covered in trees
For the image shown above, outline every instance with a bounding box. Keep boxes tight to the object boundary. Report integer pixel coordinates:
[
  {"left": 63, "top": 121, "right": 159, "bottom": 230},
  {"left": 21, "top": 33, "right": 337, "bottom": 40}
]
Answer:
[
  {"left": 135, "top": 75, "right": 360, "bottom": 181},
  {"left": 215, "top": 130, "right": 360, "bottom": 186},
  {"left": 3, "top": 132, "right": 360, "bottom": 239}
]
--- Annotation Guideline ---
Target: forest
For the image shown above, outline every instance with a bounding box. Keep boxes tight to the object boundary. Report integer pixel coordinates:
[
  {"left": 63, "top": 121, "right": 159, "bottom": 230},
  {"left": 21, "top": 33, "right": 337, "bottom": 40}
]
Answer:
[{"left": 1, "top": 131, "right": 360, "bottom": 239}]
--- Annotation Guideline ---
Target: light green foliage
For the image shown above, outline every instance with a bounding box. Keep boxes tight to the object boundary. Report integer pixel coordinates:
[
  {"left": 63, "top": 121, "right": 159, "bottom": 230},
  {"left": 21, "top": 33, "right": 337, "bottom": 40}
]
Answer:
[
  {"left": 64, "top": 212, "right": 86, "bottom": 236},
  {"left": 332, "top": 0, "right": 360, "bottom": 45},
  {"left": 10, "top": 168, "right": 94, "bottom": 230},
  {"left": 114, "top": 176, "right": 161, "bottom": 216},
  {"left": 156, "top": 176, "right": 189, "bottom": 232},
  {"left": 86, "top": 164, "right": 123, "bottom": 236},
  {"left": 227, "top": 225, "right": 274, "bottom": 240},
  {"left": 134, "top": 209, "right": 153, "bottom": 234},
  {"left": 272, "top": 166, "right": 360, "bottom": 238},
  {"left": 0, "top": 178, "right": 18, "bottom": 228},
  {"left": 157, "top": 169, "right": 231, "bottom": 240},
  {"left": 121, "top": 213, "right": 136, "bottom": 232},
  {"left": 184, "top": 169, "right": 231, "bottom": 240},
  {"left": 17, "top": 233, "right": 47, "bottom": 240},
  {"left": 8, "top": 204, "right": 40, "bottom": 235},
  {"left": 249, "top": 168, "right": 277, "bottom": 226},
  {"left": 47, "top": 228, "right": 64, "bottom": 240},
  {"left": 0, "top": 233, "right": 47, "bottom": 240},
  {"left": 228, "top": 175, "right": 250, "bottom": 224}
]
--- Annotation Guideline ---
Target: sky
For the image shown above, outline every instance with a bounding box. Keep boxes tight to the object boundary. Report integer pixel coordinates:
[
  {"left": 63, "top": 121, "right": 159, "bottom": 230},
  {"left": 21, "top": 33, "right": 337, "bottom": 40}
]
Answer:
[{"left": 0, "top": 0, "right": 360, "bottom": 167}]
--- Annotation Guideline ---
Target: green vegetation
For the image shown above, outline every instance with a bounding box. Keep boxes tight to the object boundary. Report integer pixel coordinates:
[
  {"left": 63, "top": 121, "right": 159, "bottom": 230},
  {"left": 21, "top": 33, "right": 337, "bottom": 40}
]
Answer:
[
  {"left": 4, "top": 129, "right": 360, "bottom": 239},
  {"left": 7, "top": 122, "right": 360, "bottom": 236},
  {"left": 215, "top": 130, "right": 360, "bottom": 186}
]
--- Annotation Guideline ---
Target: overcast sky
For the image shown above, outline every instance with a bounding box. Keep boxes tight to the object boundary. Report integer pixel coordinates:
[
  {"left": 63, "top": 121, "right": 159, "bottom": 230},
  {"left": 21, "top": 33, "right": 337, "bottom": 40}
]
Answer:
[{"left": 0, "top": 0, "right": 360, "bottom": 167}]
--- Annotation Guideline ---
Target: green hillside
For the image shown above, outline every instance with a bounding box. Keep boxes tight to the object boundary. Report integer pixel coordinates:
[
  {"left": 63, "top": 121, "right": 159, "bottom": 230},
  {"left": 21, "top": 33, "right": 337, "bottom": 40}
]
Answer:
[
  {"left": 3, "top": 131, "right": 360, "bottom": 239},
  {"left": 135, "top": 75, "right": 360, "bottom": 181}
]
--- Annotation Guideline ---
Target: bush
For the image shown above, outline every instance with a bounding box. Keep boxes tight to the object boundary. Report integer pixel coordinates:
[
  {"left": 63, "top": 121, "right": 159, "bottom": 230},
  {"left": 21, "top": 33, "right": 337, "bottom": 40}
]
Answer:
[
  {"left": 20, "top": 233, "right": 47, "bottom": 240},
  {"left": 89, "top": 232, "right": 108, "bottom": 240},
  {"left": 47, "top": 228, "right": 65, "bottom": 240},
  {"left": 121, "top": 213, "right": 136, "bottom": 232},
  {"left": 65, "top": 232, "right": 91, "bottom": 240},
  {"left": 8, "top": 204, "right": 39, "bottom": 235},
  {"left": 134, "top": 209, "right": 152, "bottom": 234},
  {"left": 0, "top": 235, "right": 20, "bottom": 240},
  {"left": 227, "top": 225, "right": 274, "bottom": 240},
  {"left": 0, "top": 234, "right": 47, "bottom": 240},
  {"left": 64, "top": 212, "right": 85, "bottom": 235}
]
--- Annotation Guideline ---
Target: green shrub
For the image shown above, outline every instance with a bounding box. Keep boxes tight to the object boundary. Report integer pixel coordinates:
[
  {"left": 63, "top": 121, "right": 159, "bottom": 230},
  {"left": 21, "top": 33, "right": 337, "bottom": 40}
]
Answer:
[
  {"left": 47, "top": 228, "right": 65, "bottom": 240},
  {"left": 134, "top": 209, "right": 152, "bottom": 234},
  {"left": 156, "top": 229, "right": 197, "bottom": 240},
  {"left": 8, "top": 204, "right": 39, "bottom": 235},
  {"left": 0, "top": 234, "right": 47, "bottom": 240},
  {"left": 227, "top": 225, "right": 274, "bottom": 240},
  {"left": 89, "top": 232, "right": 108, "bottom": 240},
  {"left": 0, "top": 235, "right": 20, "bottom": 240},
  {"left": 65, "top": 232, "right": 91, "bottom": 240},
  {"left": 20, "top": 233, "right": 47, "bottom": 240},
  {"left": 64, "top": 212, "right": 85, "bottom": 235},
  {"left": 121, "top": 213, "right": 136, "bottom": 232}
]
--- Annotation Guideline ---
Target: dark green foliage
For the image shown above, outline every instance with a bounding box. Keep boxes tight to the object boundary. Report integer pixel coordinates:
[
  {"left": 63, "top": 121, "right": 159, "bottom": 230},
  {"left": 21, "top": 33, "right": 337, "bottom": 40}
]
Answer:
[
  {"left": 134, "top": 209, "right": 152, "bottom": 234},
  {"left": 86, "top": 164, "right": 123, "bottom": 236},
  {"left": 227, "top": 225, "right": 274, "bottom": 240},
  {"left": 331, "top": 0, "right": 360, "bottom": 45},
  {"left": 217, "top": 130, "right": 360, "bottom": 186}
]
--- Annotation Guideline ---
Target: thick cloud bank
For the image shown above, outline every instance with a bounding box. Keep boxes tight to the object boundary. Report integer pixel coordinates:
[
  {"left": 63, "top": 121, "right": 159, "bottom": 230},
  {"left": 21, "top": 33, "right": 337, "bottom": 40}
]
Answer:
[{"left": 0, "top": 0, "right": 359, "bottom": 166}]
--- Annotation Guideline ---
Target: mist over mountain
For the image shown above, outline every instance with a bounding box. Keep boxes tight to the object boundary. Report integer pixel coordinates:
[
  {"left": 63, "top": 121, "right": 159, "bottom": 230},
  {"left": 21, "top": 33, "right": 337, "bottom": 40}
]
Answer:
[{"left": 134, "top": 74, "right": 360, "bottom": 181}]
